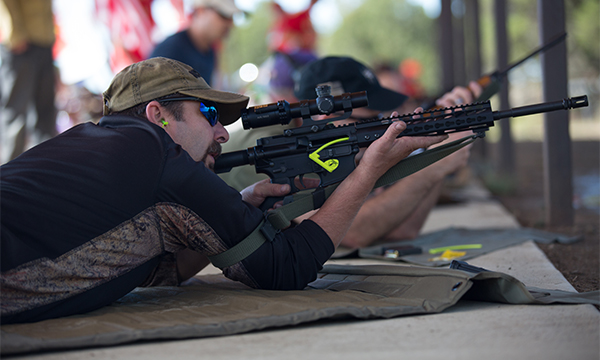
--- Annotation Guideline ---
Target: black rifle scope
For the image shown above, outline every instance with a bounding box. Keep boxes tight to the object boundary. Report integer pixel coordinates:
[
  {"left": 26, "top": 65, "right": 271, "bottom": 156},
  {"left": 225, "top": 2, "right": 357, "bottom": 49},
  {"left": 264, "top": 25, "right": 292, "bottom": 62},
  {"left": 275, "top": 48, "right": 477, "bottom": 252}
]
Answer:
[{"left": 241, "top": 85, "right": 369, "bottom": 130}]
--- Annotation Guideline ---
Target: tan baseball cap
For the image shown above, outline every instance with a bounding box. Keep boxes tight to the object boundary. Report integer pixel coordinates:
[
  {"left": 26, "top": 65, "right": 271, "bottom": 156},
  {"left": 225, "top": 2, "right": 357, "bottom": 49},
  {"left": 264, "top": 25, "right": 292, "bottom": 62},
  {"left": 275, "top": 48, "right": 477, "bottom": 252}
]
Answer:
[
  {"left": 102, "top": 57, "right": 249, "bottom": 126},
  {"left": 190, "top": 0, "right": 240, "bottom": 19}
]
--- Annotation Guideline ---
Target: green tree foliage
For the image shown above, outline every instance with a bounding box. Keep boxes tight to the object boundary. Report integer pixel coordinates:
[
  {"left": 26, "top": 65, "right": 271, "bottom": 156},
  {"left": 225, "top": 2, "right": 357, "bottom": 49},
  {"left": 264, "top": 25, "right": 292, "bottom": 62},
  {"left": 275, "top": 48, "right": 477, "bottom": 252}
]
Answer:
[
  {"left": 566, "top": 0, "right": 600, "bottom": 75},
  {"left": 476, "top": 0, "right": 539, "bottom": 76},
  {"left": 220, "top": 0, "right": 598, "bottom": 97},
  {"left": 319, "top": 0, "right": 440, "bottom": 93},
  {"left": 478, "top": 0, "right": 598, "bottom": 78},
  {"left": 220, "top": 2, "right": 274, "bottom": 79},
  {"left": 220, "top": 0, "right": 440, "bottom": 94}
]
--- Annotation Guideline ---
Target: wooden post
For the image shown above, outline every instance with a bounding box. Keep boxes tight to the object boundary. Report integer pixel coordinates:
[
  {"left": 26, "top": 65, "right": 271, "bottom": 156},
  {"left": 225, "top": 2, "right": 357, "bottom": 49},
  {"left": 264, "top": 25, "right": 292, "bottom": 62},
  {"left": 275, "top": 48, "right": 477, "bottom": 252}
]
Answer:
[
  {"left": 439, "top": 0, "right": 454, "bottom": 92},
  {"left": 464, "top": 0, "right": 482, "bottom": 82},
  {"left": 494, "top": 0, "right": 515, "bottom": 175},
  {"left": 538, "top": 0, "right": 574, "bottom": 226},
  {"left": 464, "top": 0, "right": 486, "bottom": 159},
  {"left": 453, "top": 0, "right": 467, "bottom": 87}
]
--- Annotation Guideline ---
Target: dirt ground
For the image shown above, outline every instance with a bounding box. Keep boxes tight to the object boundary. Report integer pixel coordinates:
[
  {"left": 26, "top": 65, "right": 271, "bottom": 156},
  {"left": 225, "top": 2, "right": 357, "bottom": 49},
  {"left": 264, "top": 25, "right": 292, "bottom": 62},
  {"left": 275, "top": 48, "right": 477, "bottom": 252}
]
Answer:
[{"left": 479, "top": 140, "right": 599, "bottom": 293}]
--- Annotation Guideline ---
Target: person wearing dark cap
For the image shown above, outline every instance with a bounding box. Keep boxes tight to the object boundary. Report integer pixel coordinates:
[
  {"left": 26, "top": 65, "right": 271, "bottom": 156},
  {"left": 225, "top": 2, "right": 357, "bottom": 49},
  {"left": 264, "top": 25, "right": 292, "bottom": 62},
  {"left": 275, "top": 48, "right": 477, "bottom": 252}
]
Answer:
[
  {"left": 293, "top": 56, "right": 482, "bottom": 248},
  {"left": 219, "top": 55, "right": 481, "bottom": 247},
  {"left": 149, "top": 0, "right": 240, "bottom": 86},
  {"left": 0, "top": 57, "right": 445, "bottom": 324},
  {"left": 295, "top": 56, "right": 410, "bottom": 114},
  {"left": 294, "top": 56, "right": 481, "bottom": 123}
]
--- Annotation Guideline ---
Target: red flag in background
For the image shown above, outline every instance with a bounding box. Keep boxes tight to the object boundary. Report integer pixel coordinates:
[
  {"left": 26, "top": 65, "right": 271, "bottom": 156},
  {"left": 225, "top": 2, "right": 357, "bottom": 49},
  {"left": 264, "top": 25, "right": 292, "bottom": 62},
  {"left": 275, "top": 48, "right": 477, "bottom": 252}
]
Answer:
[
  {"left": 95, "top": 0, "right": 156, "bottom": 73},
  {"left": 269, "top": 0, "right": 318, "bottom": 54},
  {"left": 52, "top": 16, "right": 67, "bottom": 60},
  {"left": 168, "top": 0, "right": 187, "bottom": 30}
]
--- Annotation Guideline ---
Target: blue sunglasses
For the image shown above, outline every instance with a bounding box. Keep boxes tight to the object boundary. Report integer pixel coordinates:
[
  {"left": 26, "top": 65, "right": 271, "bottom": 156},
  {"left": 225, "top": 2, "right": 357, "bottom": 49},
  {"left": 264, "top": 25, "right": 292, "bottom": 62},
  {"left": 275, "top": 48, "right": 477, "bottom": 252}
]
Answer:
[{"left": 158, "top": 97, "right": 219, "bottom": 126}]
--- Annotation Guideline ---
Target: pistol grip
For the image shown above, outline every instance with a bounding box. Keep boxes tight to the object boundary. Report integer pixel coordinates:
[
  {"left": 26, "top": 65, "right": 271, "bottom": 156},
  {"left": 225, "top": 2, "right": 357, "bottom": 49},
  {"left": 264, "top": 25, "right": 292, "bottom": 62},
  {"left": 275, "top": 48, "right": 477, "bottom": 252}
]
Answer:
[{"left": 259, "top": 196, "right": 284, "bottom": 212}]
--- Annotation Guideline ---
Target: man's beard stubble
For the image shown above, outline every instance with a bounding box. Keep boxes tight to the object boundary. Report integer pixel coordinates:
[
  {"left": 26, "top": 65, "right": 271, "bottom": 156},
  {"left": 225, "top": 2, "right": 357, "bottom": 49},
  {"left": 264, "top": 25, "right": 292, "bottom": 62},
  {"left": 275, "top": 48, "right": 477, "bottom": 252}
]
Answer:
[{"left": 202, "top": 140, "right": 222, "bottom": 171}]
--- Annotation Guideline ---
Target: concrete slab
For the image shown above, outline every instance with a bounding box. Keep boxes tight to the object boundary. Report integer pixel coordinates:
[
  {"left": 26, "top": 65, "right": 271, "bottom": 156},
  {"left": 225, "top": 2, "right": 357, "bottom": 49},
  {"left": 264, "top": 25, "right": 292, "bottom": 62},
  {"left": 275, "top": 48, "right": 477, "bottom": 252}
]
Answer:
[
  {"left": 12, "top": 179, "right": 600, "bottom": 360},
  {"left": 420, "top": 177, "right": 521, "bottom": 233}
]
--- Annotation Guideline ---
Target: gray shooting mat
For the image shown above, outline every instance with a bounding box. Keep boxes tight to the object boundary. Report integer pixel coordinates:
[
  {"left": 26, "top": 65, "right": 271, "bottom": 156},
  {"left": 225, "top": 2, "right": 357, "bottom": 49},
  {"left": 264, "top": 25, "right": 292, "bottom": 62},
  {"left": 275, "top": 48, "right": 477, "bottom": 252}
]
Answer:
[
  {"left": 332, "top": 227, "right": 582, "bottom": 266},
  {"left": 2, "top": 264, "right": 598, "bottom": 356}
]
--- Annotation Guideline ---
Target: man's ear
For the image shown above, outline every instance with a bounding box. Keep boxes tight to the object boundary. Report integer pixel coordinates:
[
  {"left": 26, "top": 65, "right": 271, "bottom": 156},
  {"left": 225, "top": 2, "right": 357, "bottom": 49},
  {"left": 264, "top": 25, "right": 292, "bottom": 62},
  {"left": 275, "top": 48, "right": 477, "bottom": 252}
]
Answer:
[{"left": 145, "top": 101, "right": 163, "bottom": 127}]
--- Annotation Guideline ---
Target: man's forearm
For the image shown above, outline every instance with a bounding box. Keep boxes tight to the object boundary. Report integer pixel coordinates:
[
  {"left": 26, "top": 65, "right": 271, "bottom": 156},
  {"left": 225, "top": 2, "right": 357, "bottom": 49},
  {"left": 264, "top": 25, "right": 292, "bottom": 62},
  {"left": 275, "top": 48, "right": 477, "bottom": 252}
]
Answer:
[
  {"left": 382, "top": 180, "right": 444, "bottom": 241},
  {"left": 341, "top": 167, "right": 445, "bottom": 248},
  {"left": 310, "top": 165, "right": 378, "bottom": 247}
]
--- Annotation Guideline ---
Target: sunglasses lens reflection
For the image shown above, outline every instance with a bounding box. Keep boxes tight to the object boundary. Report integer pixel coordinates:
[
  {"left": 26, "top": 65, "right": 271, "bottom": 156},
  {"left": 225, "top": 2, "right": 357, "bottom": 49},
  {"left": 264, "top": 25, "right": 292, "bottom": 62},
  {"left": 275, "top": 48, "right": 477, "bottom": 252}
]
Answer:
[{"left": 200, "top": 103, "right": 219, "bottom": 126}]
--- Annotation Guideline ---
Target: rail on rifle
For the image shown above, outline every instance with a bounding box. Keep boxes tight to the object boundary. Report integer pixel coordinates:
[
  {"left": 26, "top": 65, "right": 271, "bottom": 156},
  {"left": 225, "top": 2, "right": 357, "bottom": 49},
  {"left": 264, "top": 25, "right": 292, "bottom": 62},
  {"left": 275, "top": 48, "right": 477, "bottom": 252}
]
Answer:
[
  {"left": 215, "top": 95, "right": 588, "bottom": 175},
  {"left": 387, "top": 94, "right": 587, "bottom": 138},
  {"left": 215, "top": 94, "right": 588, "bottom": 211}
]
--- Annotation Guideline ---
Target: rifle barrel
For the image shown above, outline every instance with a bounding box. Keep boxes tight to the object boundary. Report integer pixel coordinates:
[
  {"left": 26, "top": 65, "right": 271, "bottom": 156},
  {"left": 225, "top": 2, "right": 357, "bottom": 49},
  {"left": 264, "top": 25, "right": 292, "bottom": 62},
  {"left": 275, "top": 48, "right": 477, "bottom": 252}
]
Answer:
[
  {"left": 214, "top": 149, "right": 250, "bottom": 173},
  {"left": 493, "top": 95, "right": 588, "bottom": 120}
]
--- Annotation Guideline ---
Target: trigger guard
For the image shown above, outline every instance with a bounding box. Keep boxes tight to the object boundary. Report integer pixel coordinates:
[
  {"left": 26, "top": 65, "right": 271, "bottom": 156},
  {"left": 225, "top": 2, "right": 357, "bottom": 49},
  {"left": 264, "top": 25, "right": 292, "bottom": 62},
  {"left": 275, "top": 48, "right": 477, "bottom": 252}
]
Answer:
[{"left": 298, "top": 174, "right": 306, "bottom": 190}]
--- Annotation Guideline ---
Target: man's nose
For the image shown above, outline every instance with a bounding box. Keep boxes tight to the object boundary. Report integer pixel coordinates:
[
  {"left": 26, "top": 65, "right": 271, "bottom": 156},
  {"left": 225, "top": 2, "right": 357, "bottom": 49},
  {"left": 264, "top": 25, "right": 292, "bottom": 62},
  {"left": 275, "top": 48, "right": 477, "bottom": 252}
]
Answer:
[{"left": 215, "top": 123, "right": 229, "bottom": 143}]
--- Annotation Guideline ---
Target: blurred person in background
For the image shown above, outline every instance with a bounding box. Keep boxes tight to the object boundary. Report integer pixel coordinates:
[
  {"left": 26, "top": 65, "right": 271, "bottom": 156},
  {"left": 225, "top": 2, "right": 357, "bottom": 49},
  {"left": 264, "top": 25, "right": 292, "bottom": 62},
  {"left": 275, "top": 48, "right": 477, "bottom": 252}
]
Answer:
[
  {"left": 148, "top": 0, "right": 240, "bottom": 86},
  {"left": 239, "top": 0, "right": 319, "bottom": 106},
  {"left": 0, "top": 0, "right": 57, "bottom": 164},
  {"left": 268, "top": 0, "right": 318, "bottom": 56},
  {"left": 373, "top": 60, "right": 426, "bottom": 115}
]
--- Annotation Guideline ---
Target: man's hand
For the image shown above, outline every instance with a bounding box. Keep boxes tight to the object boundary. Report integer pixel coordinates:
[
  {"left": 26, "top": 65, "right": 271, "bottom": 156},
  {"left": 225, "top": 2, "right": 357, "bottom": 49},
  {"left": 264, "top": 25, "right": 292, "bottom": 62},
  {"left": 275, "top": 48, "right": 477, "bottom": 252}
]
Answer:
[
  {"left": 358, "top": 121, "right": 448, "bottom": 180},
  {"left": 435, "top": 81, "right": 483, "bottom": 108},
  {"left": 241, "top": 179, "right": 289, "bottom": 208},
  {"left": 354, "top": 109, "right": 444, "bottom": 165},
  {"left": 410, "top": 105, "right": 474, "bottom": 177},
  {"left": 310, "top": 122, "right": 448, "bottom": 247},
  {"left": 241, "top": 178, "right": 320, "bottom": 209}
]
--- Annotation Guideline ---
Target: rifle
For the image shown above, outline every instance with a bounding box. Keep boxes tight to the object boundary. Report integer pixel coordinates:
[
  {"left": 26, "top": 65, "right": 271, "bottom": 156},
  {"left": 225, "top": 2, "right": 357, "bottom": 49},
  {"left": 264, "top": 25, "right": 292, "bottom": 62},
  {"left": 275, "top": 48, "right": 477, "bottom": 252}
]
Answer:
[
  {"left": 215, "top": 85, "right": 588, "bottom": 210},
  {"left": 422, "top": 32, "right": 568, "bottom": 109}
]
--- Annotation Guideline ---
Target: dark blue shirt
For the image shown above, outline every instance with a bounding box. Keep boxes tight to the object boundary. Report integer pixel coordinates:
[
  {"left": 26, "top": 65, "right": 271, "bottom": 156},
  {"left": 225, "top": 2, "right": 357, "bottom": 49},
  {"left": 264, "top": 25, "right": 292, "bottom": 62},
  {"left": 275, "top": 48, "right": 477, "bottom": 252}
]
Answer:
[{"left": 149, "top": 30, "right": 215, "bottom": 85}]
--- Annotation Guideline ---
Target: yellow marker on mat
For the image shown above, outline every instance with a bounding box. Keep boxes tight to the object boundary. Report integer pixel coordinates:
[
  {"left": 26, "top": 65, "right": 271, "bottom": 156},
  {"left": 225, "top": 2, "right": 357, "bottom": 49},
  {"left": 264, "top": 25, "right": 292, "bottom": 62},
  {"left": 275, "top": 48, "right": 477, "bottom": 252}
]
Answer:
[
  {"left": 428, "top": 244, "right": 482, "bottom": 254},
  {"left": 428, "top": 249, "right": 467, "bottom": 262}
]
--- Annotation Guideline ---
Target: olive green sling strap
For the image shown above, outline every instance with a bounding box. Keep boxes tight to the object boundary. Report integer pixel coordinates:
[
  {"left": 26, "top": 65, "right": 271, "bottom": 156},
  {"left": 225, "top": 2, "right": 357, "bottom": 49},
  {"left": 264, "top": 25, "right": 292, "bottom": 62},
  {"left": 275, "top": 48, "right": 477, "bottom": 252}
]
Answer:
[{"left": 208, "top": 134, "right": 479, "bottom": 269}]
